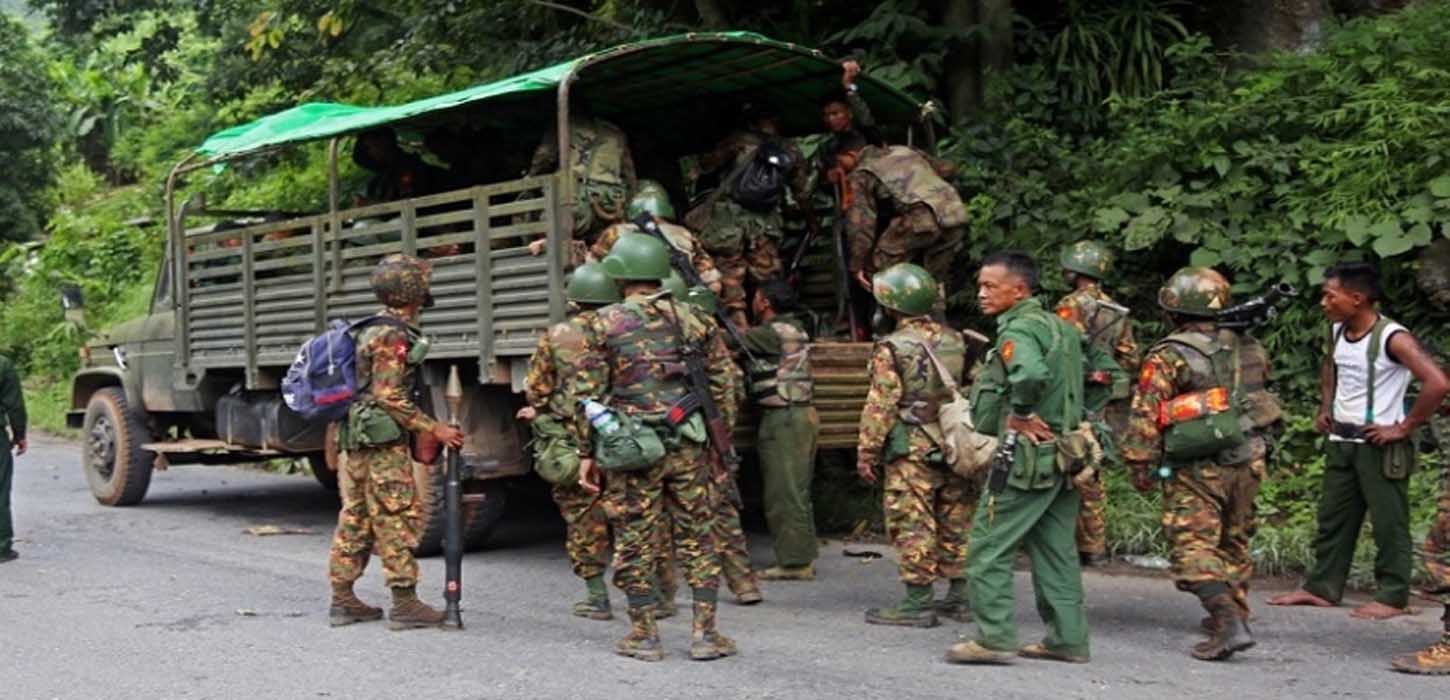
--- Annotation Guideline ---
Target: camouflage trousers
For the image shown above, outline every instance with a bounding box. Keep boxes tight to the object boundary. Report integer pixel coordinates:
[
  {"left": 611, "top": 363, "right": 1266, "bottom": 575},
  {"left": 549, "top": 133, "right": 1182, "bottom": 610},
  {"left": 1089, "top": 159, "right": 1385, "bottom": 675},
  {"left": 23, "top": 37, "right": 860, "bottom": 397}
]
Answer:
[
  {"left": 1421, "top": 467, "right": 1450, "bottom": 604},
  {"left": 701, "top": 200, "right": 783, "bottom": 327},
  {"left": 883, "top": 455, "right": 979, "bottom": 586},
  {"left": 328, "top": 445, "right": 422, "bottom": 589},
  {"left": 865, "top": 206, "right": 964, "bottom": 292},
  {"left": 712, "top": 477, "right": 757, "bottom": 595},
  {"left": 551, "top": 481, "right": 611, "bottom": 581},
  {"left": 602, "top": 442, "right": 721, "bottom": 599},
  {"left": 1161, "top": 459, "right": 1264, "bottom": 616},
  {"left": 1074, "top": 469, "right": 1107, "bottom": 558}
]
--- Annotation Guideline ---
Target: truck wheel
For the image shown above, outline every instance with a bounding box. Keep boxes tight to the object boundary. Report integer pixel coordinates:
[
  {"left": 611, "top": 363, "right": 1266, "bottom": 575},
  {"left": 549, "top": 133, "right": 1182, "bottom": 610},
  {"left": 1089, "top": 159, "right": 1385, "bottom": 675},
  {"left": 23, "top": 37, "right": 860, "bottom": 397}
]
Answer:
[
  {"left": 412, "top": 461, "right": 508, "bottom": 557},
  {"left": 306, "top": 424, "right": 342, "bottom": 492},
  {"left": 82, "top": 387, "right": 154, "bottom": 506}
]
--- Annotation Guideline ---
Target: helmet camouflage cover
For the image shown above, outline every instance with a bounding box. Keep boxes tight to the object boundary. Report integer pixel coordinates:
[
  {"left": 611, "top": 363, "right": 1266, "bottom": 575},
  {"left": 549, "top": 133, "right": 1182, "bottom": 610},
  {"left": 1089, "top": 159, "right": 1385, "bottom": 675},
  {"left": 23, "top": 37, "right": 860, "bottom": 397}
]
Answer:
[
  {"left": 1158, "top": 266, "right": 1232, "bottom": 317},
  {"left": 872, "top": 262, "right": 938, "bottom": 316},
  {"left": 566, "top": 262, "right": 622, "bottom": 305},
  {"left": 370, "top": 254, "right": 432, "bottom": 307},
  {"left": 626, "top": 180, "right": 675, "bottom": 221},
  {"left": 602, "top": 231, "right": 672, "bottom": 281},
  {"left": 1060, "top": 240, "right": 1113, "bottom": 280}
]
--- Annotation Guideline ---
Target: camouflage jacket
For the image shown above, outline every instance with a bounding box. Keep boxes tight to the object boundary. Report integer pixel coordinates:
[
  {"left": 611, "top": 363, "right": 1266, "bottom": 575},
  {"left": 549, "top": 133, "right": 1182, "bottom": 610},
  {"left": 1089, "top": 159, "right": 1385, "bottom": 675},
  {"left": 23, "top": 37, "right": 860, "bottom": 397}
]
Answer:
[
  {"left": 1055, "top": 284, "right": 1139, "bottom": 372},
  {"left": 525, "top": 310, "right": 606, "bottom": 446},
  {"left": 355, "top": 308, "right": 436, "bottom": 436},
  {"left": 590, "top": 221, "right": 722, "bottom": 288},
  {"left": 742, "top": 313, "right": 814, "bottom": 407},
  {"left": 858, "top": 317, "right": 969, "bottom": 466},
  {"left": 0, "top": 354, "right": 25, "bottom": 443},
  {"left": 529, "top": 116, "right": 637, "bottom": 189},
  {"left": 850, "top": 145, "right": 967, "bottom": 227},
  {"left": 1121, "top": 324, "right": 1277, "bottom": 472}
]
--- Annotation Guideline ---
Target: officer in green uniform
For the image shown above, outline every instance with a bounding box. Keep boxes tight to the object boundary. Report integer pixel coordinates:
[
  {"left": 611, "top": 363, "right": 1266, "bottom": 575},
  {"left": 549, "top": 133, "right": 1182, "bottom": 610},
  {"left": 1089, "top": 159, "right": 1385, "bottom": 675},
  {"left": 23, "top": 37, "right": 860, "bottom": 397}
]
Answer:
[
  {"left": 0, "top": 353, "right": 27, "bottom": 563},
  {"left": 947, "top": 251, "right": 1118, "bottom": 665},
  {"left": 743, "top": 277, "right": 821, "bottom": 582}
]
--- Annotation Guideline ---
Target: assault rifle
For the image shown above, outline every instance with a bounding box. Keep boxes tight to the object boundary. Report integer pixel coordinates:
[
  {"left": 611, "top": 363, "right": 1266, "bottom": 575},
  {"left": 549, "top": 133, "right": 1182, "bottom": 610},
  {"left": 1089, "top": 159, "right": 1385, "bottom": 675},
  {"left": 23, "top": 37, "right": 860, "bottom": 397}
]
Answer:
[
  {"left": 661, "top": 299, "right": 745, "bottom": 509},
  {"left": 634, "top": 213, "right": 754, "bottom": 362},
  {"left": 1215, "top": 283, "right": 1296, "bottom": 330}
]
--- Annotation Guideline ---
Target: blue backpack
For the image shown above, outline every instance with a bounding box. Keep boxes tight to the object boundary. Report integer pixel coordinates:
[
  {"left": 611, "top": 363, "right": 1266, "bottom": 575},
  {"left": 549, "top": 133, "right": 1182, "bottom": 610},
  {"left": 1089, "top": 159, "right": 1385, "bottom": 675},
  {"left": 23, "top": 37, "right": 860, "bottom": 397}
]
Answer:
[{"left": 282, "top": 316, "right": 407, "bottom": 422}]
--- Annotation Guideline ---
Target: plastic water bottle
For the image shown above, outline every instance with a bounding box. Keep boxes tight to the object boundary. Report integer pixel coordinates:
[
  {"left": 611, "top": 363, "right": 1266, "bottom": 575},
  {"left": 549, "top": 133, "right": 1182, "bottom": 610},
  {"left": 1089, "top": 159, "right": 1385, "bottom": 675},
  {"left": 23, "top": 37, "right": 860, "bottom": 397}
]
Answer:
[{"left": 582, "top": 399, "right": 620, "bottom": 435}]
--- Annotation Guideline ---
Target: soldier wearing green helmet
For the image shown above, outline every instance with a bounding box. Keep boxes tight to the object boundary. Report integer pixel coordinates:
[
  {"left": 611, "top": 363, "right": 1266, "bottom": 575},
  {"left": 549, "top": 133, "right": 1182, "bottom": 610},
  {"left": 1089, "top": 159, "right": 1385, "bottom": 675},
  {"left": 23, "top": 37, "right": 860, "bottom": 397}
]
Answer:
[
  {"left": 1055, "top": 240, "right": 1140, "bottom": 568},
  {"left": 519, "top": 262, "right": 620, "bottom": 621},
  {"left": 589, "top": 181, "right": 722, "bottom": 295},
  {"left": 856, "top": 263, "right": 979, "bottom": 628},
  {"left": 1122, "top": 266, "right": 1284, "bottom": 663}
]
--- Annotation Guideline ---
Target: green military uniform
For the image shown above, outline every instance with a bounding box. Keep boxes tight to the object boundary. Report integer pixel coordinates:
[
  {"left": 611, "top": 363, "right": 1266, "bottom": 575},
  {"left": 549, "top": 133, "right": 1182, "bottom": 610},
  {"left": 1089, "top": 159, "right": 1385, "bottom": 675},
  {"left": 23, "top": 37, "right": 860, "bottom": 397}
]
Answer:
[
  {"left": 530, "top": 116, "right": 637, "bottom": 237},
  {"left": 0, "top": 354, "right": 26, "bottom": 560},
  {"left": 743, "top": 313, "right": 821, "bottom": 572},
  {"left": 843, "top": 145, "right": 966, "bottom": 293},
  {"left": 962, "top": 297, "right": 1094, "bottom": 659}
]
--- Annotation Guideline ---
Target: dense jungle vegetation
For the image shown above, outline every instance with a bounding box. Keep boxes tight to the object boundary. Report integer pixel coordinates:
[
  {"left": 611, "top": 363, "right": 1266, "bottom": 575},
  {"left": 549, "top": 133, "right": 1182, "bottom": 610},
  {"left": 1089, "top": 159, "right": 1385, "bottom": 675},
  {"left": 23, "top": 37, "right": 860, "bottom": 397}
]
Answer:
[{"left": 2, "top": 0, "right": 1448, "bottom": 582}]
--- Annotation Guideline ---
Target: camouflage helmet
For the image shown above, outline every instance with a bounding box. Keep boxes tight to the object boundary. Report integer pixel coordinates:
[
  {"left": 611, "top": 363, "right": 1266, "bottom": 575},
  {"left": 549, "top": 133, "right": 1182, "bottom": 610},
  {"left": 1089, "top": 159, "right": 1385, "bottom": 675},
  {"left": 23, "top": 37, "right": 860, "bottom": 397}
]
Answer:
[
  {"left": 370, "top": 254, "right": 432, "bottom": 307},
  {"left": 661, "top": 271, "right": 689, "bottom": 300},
  {"left": 565, "top": 262, "right": 621, "bottom": 305},
  {"left": 1060, "top": 240, "right": 1113, "bottom": 280},
  {"left": 872, "top": 262, "right": 937, "bottom": 316},
  {"left": 626, "top": 180, "right": 675, "bottom": 221},
  {"left": 602, "top": 231, "right": 672, "bottom": 281},
  {"left": 1158, "top": 266, "right": 1232, "bottom": 317}
]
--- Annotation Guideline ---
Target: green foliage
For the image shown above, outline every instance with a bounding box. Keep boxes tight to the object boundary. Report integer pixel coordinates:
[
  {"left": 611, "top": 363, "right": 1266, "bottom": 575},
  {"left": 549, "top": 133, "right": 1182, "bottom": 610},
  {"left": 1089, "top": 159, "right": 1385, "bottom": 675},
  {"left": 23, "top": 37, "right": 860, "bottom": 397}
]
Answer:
[{"left": 0, "top": 16, "right": 60, "bottom": 242}]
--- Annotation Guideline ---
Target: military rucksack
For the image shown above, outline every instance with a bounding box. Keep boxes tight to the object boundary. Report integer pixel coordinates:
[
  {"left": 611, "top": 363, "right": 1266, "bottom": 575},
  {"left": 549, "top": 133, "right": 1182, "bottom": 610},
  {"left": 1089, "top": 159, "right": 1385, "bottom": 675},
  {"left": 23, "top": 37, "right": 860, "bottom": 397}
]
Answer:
[{"left": 730, "top": 142, "right": 793, "bottom": 212}]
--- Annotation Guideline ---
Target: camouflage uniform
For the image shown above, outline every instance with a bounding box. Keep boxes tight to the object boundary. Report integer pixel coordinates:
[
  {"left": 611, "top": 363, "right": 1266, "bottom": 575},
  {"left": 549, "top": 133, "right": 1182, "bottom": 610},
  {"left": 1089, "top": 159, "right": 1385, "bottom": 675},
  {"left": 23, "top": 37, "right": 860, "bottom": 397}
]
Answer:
[
  {"left": 1421, "top": 417, "right": 1450, "bottom": 605},
  {"left": 843, "top": 145, "right": 966, "bottom": 291},
  {"left": 1056, "top": 284, "right": 1139, "bottom": 561},
  {"left": 530, "top": 116, "right": 637, "bottom": 237},
  {"left": 859, "top": 317, "right": 978, "bottom": 588},
  {"left": 590, "top": 221, "right": 722, "bottom": 291}
]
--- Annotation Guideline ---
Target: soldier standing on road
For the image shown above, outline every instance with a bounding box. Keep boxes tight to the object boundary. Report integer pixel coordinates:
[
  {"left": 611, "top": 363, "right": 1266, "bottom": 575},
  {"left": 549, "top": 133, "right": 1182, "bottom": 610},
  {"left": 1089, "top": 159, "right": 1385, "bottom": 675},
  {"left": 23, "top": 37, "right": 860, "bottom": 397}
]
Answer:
[
  {"left": 1270, "top": 262, "right": 1449, "bottom": 621},
  {"left": 856, "top": 263, "right": 979, "bottom": 628},
  {"left": 575, "top": 233, "right": 737, "bottom": 662},
  {"left": 529, "top": 114, "right": 637, "bottom": 238},
  {"left": 947, "top": 251, "right": 1107, "bottom": 665},
  {"left": 1055, "top": 241, "right": 1139, "bottom": 567},
  {"left": 1121, "top": 267, "right": 1285, "bottom": 661},
  {"left": 327, "top": 255, "right": 466, "bottom": 630},
  {"left": 518, "top": 263, "right": 619, "bottom": 620},
  {"left": 745, "top": 278, "right": 822, "bottom": 582},
  {"left": 0, "top": 353, "right": 27, "bottom": 564}
]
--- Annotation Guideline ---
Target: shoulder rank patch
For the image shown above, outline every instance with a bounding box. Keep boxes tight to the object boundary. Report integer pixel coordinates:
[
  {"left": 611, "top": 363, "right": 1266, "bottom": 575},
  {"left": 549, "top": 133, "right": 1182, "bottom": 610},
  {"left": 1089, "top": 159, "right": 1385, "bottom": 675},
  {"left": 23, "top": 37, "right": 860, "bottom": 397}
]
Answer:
[{"left": 1001, "top": 340, "right": 1016, "bottom": 363}]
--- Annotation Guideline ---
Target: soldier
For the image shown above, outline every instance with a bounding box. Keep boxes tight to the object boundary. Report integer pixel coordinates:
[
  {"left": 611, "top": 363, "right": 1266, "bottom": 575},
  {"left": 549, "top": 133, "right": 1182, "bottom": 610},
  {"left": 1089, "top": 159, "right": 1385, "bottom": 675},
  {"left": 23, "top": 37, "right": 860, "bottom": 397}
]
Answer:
[
  {"left": 687, "top": 102, "right": 814, "bottom": 330},
  {"left": 1270, "top": 262, "right": 1448, "bottom": 620},
  {"left": 947, "top": 251, "right": 1110, "bottom": 665},
  {"left": 817, "top": 60, "right": 880, "bottom": 180},
  {"left": 745, "top": 278, "right": 822, "bottom": 582},
  {"left": 518, "top": 263, "right": 619, "bottom": 620},
  {"left": 590, "top": 182, "right": 722, "bottom": 295},
  {"left": 856, "top": 263, "right": 978, "bottom": 627},
  {"left": 529, "top": 114, "right": 638, "bottom": 238},
  {"left": 328, "top": 254, "right": 466, "bottom": 630},
  {"left": 836, "top": 143, "right": 967, "bottom": 301},
  {"left": 1120, "top": 267, "right": 1285, "bottom": 661},
  {"left": 0, "top": 352, "right": 27, "bottom": 563},
  {"left": 1055, "top": 241, "right": 1139, "bottom": 567},
  {"left": 575, "top": 233, "right": 737, "bottom": 662}
]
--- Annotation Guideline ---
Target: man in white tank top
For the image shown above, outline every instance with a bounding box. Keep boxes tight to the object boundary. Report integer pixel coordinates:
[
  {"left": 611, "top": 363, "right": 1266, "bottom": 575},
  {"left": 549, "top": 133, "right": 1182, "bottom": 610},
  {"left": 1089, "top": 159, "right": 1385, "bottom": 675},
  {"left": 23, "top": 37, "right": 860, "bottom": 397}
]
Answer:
[{"left": 1270, "top": 263, "right": 1448, "bottom": 620}]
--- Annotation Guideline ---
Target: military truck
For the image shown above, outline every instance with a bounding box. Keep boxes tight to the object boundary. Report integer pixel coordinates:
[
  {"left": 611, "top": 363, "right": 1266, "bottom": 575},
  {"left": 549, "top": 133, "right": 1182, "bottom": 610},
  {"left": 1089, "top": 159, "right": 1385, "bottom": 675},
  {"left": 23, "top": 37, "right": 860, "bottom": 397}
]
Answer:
[{"left": 66, "top": 33, "right": 940, "bottom": 552}]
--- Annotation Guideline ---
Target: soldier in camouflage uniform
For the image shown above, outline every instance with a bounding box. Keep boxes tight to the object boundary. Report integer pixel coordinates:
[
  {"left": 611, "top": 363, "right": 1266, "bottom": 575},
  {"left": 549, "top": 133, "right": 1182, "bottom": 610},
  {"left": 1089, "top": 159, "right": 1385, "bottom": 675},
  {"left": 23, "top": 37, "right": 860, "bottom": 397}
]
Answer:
[
  {"left": 575, "top": 233, "right": 738, "bottom": 662},
  {"left": 1055, "top": 241, "right": 1139, "bottom": 567},
  {"left": 519, "top": 263, "right": 619, "bottom": 621},
  {"left": 856, "top": 263, "right": 979, "bottom": 628},
  {"left": 1121, "top": 267, "right": 1282, "bottom": 662},
  {"left": 687, "top": 102, "right": 814, "bottom": 330},
  {"left": 837, "top": 144, "right": 966, "bottom": 298},
  {"left": 590, "top": 181, "right": 722, "bottom": 295},
  {"left": 327, "top": 254, "right": 465, "bottom": 630},
  {"left": 529, "top": 115, "right": 637, "bottom": 238}
]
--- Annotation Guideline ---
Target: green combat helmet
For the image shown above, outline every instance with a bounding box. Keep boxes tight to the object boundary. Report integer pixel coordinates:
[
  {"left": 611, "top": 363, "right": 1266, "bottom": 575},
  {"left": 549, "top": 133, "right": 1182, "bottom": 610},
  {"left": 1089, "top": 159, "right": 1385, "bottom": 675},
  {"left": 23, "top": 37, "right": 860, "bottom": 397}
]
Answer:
[
  {"left": 872, "top": 262, "right": 938, "bottom": 316},
  {"left": 371, "top": 254, "right": 432, "bottom": 307},
  {"left": 1060, "top": 240, "right": 1114, "bottom": 280},
  {"left": 566, "top": 262, "right": 622, "bottom": 305},
  {"left": 1158, "top": 266, "right": 1232, "bottom": 317},
  {"left": 661, "top": 270, "right": 689, "bottom": 299},
  {"left": 602, "top": 232, "right": 671, "bottom": 281},
  {"left": 626, "top": 180, "right": 676, "bottom": 221},
  {"left": 686, "top": 286, "right": 718, "bottom": 312}
]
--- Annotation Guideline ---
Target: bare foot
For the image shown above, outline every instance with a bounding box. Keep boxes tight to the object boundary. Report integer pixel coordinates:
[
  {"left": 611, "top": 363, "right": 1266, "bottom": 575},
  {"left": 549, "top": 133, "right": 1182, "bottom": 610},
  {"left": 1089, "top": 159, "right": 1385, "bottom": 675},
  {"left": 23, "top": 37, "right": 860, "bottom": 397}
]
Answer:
[
  {"left": 1349, "top": 601, "right": 1413, "bottom": 620},
  {"left": 1267, "top": 590, "right": 1335, "bottom": 607}
]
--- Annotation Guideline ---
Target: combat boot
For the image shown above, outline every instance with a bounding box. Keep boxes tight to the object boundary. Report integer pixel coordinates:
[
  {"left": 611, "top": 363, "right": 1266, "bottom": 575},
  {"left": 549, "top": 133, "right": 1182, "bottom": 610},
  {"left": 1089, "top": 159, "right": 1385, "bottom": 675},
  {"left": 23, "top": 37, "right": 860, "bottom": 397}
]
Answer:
[
  {"left": 388, "top": 586, "right": 446, "bottom": 631},
  {"left": 1192, "top": 594, "right": 1255, "bottom": 661},
  {"left": 866, "top": 585, "right": 939, "bottom": 628},
  {"left": 616, "top": 605, "right": 665, "bottom": 662},
  {"left": 572, "top": 576, "right": 612, "bottom": 621},
  {"left": 328, "top": 583, "right": 383, "bottom": 627},
  {"left": 935, "top": 578, "right": 972, "bottom": 623},
  {"left": 690, "top": 600, "right": 738, "bottom": 661},
  {"left": 1391, "top": 608, "right": 1450, "bottom": 675},
  {"left": 731, "top": 573, "right": 764, "bottom": 606},
  {"left": 759, "top": 563, "right": 815, "bottom": 581}
]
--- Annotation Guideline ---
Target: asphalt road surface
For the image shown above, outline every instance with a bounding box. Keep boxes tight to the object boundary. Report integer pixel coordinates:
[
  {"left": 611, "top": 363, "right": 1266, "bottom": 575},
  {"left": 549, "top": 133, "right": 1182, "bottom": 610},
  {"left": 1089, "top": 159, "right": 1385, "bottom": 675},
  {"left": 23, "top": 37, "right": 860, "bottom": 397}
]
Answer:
[{"left": 2, "top": 436, "right": 1445, "bottom": 699}]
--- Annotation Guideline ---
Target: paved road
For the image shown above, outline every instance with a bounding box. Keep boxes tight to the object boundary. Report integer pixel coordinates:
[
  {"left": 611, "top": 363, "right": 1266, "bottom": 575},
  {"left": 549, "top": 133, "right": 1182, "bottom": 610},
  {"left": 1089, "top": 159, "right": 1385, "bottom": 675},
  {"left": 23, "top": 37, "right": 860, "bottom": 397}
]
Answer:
[{"left": 1, "top": 436, "right": 1444, "bottom": 699}]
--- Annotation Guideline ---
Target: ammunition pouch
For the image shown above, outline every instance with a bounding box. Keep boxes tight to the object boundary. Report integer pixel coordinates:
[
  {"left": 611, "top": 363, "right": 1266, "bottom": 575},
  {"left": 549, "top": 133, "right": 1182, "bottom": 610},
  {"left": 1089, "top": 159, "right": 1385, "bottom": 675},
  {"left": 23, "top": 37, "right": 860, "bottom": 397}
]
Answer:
[
  {"left": 342, "top": 402, "right": 404, "bottom": 450},
  {"left": 1160, "top": 388, "right": 1247, "bottom": 462},
  {"left": 664, "top": 394, "right": 709, "bottom": 444},
  {"left": 530, "top": 415, "right": 581, "bottom": 485},
  {"left": 1055, "top": 422, "right": 1103, "bottom": 476},
  {"left": 592, "top": 409, "right": 667, "bottom": 472},
  {"left": 1383, "top": 438, "right": 1416, "bottom": 480}
]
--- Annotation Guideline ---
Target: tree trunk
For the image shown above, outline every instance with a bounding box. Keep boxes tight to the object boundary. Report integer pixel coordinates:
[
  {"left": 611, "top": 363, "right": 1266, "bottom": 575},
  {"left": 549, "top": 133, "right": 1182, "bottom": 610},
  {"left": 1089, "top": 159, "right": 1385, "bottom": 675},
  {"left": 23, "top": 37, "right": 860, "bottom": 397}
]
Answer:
[
  {"left": 1217, "top": 0, "right": 1330, "bottom": 54},
  {"left": 978, "top": 0, "right": 1013, "bottom": 74},
  {"left": 941, "top": 0, "right": 980, "bottom": 122},
  {"left": 694, "top": 0, "right": 727, "bottom": 29}
]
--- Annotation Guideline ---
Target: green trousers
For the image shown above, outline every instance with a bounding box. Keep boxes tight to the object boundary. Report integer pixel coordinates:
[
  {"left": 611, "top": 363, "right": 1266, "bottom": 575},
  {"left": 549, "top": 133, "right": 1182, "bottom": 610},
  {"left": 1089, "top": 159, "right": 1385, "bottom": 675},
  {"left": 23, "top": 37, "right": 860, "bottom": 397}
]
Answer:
[
  {"left": 1304, "top": 440, "right": 1412, "bottom": 608},
  {"left": 0, "top": 439, "right": 12, "bottom": 554},
  {"left": 966, "top": 479, "right": 1089, "bottom": 657},
  {"left": 758, "top": 406, "right": 819, "bottom": 567}
]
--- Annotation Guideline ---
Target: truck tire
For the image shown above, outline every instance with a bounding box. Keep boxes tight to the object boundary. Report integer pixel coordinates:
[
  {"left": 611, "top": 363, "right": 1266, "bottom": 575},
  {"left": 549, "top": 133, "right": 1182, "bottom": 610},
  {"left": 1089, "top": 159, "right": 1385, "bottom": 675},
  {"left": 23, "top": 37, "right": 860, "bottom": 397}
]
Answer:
[
  {"left": 411, "top": 460, "right": 508, "bottom": 556},
  {"left": 82, "top": 387, "right": 155, "bottom": 506}
]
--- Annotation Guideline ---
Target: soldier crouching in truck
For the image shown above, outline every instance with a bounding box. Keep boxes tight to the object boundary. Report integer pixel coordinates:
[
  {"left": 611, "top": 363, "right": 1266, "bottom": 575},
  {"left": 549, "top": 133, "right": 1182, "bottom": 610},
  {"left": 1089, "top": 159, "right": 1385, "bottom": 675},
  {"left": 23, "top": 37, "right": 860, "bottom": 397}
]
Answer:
[{"left": 327, "top": 254, "right": 465, "bottom": 630}]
